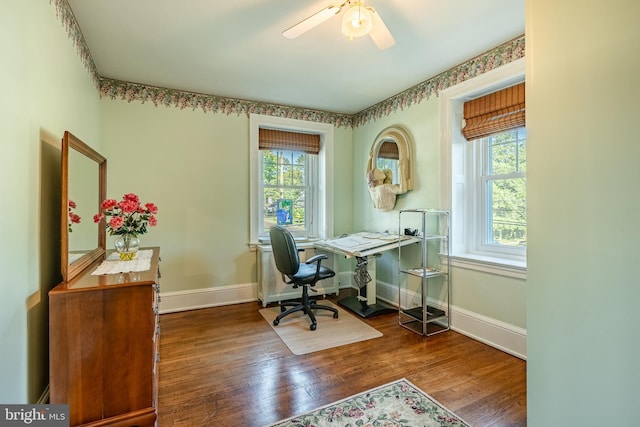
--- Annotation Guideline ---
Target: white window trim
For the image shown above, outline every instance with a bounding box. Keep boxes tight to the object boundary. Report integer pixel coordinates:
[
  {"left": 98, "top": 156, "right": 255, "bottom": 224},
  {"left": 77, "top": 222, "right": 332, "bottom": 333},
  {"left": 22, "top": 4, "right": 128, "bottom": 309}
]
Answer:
[
  {"left": 439, "top": 58, "right": 526, "bottom": 277},
  {"left": 249, "top": 114, "right": 334, "bottom": 245}
]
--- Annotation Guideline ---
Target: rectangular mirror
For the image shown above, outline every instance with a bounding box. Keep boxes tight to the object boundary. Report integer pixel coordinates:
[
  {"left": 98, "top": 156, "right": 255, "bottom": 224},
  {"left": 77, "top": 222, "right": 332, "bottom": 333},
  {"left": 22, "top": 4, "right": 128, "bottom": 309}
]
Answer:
[{"left": 61, "top": 131, "right": 107, "bottom": 282}]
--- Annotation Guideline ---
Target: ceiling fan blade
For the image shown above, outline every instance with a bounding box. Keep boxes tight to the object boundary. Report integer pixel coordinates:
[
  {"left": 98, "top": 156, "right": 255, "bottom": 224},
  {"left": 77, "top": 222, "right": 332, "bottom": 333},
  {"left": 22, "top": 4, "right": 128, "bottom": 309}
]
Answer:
[
  {"left": 369, "top": 9, "right": 396, "bottom": 50},
  {"left": 283, "top": 4, "right": 342, "bottom": 39}
]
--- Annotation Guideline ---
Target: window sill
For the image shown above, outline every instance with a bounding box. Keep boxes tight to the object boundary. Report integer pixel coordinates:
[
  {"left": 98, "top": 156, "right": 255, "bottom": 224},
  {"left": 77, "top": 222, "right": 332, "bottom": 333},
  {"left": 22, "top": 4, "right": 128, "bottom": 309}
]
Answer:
[{"left": 445, "top": 253, "right": 526, "bottom": 280}]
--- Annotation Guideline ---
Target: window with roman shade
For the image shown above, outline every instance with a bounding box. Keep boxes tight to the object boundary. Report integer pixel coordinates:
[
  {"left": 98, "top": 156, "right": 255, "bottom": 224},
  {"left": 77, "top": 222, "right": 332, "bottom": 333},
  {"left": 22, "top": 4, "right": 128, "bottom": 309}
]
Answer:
[
  {"left": 462, "top": 82, "right": 525, "bottom": 141},
  {"left": 258, "top": 128, "right": 320, "bottom": 154},
  {"left": 441, "top": 59, "right": 526, "bottom": 276},
  {"left": 257, "top": 127, "right": 322, "bottom": 239}
]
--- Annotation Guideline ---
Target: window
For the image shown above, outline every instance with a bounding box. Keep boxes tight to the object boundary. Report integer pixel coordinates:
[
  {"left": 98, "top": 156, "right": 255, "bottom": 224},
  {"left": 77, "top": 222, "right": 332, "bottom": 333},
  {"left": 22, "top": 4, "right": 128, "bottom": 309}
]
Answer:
[
  {"left": 476, "top": 127, "right": 526, "bottom": 253},
  {"left": 250, "top": 114, "right": 333, "bottom": 243},
  {"left": 440, "top": 58, "right": 526, "bottom": 276},
  {"left": 260, "top": 147, "right": 317, "bottom": 237}
]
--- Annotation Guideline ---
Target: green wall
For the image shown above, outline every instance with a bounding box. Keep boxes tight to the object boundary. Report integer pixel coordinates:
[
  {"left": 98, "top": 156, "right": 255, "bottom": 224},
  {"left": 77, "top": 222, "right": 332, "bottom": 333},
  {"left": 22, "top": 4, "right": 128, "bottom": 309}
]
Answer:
[
  {"left": 101, "top": 99, "right": 354, "bottom": 293},
  {"left": 353, "top": 99, "right": 441, "bottom": 232},
  {"left": 527, "top": 0, "right": 640, "bottom": 424},
  {"left": 0, "top": 0, "right": 101, "bottom": 402}
]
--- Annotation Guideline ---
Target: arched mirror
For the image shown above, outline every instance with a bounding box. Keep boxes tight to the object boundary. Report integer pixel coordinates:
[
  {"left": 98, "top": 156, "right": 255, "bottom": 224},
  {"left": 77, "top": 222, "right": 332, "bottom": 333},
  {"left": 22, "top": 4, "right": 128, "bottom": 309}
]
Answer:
[
  {"left": 61, "top": 131, "right": 107, "bottom": 282},
  {"left": 366, "top": 125, "right": 415, "bottom": 211}
]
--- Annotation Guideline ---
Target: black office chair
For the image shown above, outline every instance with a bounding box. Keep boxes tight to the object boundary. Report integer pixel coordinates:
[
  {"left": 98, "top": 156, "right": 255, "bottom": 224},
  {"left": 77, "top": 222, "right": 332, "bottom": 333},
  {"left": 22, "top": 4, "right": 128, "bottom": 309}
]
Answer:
[{"left": 269, "top": 225, "right": 338, "bottom": 331}]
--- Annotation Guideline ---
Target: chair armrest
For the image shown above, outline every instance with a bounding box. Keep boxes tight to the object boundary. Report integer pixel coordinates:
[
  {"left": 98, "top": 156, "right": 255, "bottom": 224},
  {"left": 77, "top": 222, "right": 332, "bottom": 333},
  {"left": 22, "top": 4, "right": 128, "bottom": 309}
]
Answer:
[
  {"left": 306, "top": 254, "right": 329, "bottom": 280},
  {"left": 305, "top": 254, "right": 328, "bottom": 265}
]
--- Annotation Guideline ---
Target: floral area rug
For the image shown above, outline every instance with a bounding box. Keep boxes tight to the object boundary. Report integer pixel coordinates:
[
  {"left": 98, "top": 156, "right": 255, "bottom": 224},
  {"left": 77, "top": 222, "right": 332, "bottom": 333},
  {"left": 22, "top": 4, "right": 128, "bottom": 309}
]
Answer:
[{"left": 264, "top": 378, "right": 470, "bottom": 427}]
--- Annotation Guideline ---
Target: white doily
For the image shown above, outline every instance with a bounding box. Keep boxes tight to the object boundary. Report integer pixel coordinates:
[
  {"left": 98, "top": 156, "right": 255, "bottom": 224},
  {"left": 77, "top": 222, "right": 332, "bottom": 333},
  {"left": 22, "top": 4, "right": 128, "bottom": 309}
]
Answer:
[{"left": 92, "top": 249, "right": 154, "bottom": 275}]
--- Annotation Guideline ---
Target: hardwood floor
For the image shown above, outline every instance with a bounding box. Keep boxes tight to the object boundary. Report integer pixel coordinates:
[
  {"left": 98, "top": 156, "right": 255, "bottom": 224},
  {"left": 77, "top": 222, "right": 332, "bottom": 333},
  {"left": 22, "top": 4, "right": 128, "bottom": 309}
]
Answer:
[{"left": 157, "top": 293, "right": 526, "bottom": 426}]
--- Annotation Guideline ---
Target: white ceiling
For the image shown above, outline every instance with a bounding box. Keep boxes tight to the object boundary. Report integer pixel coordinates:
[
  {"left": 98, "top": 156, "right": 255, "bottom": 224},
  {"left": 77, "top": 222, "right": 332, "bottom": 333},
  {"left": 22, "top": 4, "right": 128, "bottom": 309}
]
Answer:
[{"left": 67, "top": 0, "right": 525, "bottom": 114}]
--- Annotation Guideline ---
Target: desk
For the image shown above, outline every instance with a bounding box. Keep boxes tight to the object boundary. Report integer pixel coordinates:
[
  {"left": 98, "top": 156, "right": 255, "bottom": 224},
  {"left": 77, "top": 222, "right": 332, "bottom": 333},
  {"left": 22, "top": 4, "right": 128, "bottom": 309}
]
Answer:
[{"left": 315, "top": 232, "right": 418, "bottom": 317}]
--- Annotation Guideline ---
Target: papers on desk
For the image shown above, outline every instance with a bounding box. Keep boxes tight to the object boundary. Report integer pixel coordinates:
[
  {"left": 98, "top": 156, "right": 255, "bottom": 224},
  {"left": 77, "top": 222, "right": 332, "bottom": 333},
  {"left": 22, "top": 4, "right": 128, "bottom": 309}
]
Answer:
[{"left": 319, "top": 232, "right": 409, "bottom": 256}]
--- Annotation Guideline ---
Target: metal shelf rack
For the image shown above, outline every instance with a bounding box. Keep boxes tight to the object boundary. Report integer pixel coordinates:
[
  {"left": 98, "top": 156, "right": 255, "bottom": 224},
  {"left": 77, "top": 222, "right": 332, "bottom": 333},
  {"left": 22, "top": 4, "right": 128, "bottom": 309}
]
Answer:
[{"left": 398, "top": 209, "right": 450, "bottom": 336}]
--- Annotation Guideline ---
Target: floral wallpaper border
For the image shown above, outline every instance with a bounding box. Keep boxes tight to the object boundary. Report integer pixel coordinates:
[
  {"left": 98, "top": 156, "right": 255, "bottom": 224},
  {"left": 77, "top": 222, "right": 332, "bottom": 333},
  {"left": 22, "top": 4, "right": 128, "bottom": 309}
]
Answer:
[
  {"left": 98, "top": 79, "right": 355, "bottom": 128},
  {"left": 52, "top": 0, "right": 524, "bottom": 129},
  {"left": 51, "top": 0, "right": 100, "bottom": 89}
]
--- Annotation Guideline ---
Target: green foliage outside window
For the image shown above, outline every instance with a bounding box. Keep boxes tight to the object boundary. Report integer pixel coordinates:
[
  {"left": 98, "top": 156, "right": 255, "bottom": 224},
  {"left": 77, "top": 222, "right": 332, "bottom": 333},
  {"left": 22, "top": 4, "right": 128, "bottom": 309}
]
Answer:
[
  {"left": 484, "top": 128, "right": 527, "bottom": 247},
  {"left": 262, "top": 149, "right": 307, "bottom": 233}
]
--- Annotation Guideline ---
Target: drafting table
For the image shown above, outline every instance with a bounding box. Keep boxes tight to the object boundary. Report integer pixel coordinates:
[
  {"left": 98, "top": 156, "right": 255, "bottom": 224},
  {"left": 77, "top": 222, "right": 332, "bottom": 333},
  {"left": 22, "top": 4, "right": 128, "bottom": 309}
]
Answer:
[{"left": 315, "top": 232, "right": 419, "bottom": 317}]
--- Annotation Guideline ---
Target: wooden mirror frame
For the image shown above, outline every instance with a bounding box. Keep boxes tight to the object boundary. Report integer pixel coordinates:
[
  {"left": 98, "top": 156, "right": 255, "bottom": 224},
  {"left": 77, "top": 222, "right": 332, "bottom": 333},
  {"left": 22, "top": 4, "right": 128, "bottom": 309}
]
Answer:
[
  {"left": 61, "top": 131, "right": 107, "bottom": 282},
  {"left": 366, "top": 125, "right": 415, "bottom": 194}
]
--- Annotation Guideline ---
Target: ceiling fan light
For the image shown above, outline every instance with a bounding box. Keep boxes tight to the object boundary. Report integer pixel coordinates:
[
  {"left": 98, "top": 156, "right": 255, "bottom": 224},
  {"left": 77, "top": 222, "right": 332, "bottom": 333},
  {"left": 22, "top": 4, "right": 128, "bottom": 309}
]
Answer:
[{"left": 341, "top": 3, "right": 373, "bottom": 39}]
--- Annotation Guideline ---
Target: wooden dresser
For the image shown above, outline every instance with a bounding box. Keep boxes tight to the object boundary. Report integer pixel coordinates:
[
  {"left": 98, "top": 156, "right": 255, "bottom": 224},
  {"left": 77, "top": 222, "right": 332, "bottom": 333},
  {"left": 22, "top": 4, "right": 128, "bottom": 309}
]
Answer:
[{"left": 49, "top": 247, "right": 161, "bottom": 427}]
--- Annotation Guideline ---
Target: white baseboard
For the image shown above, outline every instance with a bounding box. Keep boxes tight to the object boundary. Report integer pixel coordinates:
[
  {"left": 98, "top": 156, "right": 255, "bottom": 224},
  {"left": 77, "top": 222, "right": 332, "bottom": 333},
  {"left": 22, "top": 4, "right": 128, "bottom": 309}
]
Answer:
[
  {"left": 449, "top": 305, "right": 527, "bottom": 360},
  {"left": 159, "top": 275, "right": 357, "bottom": 314},
  {"left": 159, "top": 283, "right": 258, "bottom": 314},
  {"left": 159, "top": 279, "right": 526, "bottom": 360},
  {"left": 376, "top": 280, "right": 527, "bottom": 360}
]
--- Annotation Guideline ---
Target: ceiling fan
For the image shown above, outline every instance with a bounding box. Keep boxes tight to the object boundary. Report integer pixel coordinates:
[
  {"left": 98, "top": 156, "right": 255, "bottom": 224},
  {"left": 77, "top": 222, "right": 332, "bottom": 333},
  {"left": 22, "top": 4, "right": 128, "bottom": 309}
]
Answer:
[{"left": 283, "top": 0, "right": 396, "bottom": 50}]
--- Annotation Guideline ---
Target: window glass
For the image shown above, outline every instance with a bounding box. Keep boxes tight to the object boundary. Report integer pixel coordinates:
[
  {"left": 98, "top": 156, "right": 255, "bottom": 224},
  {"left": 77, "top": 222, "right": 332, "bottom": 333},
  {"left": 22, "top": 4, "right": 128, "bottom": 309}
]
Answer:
[
  {"left": 261, "top": 149, "right": 313, "bottom": 236},
  {"left": 481, "top": 127, "right": 527, "bottom": 249}
]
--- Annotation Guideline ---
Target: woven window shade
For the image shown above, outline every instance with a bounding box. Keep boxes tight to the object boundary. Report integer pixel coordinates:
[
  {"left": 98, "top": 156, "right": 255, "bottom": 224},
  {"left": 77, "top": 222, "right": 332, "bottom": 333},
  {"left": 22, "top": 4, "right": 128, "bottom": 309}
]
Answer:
[
  {"left": 462, "top": 82, "right": 525, "bottom": 141},
  {"left": 259, "top": 128, "right": 320, "bottom": 154},
  {"left": 377, "top": 141, "right": 399, "bottom": 160}
]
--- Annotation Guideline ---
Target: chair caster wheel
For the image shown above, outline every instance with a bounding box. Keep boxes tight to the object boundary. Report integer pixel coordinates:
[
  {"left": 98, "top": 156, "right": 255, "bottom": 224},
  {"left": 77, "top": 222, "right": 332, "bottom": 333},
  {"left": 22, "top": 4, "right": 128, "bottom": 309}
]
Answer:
[
  {"left": 310, "top": 323, "right": 317, "bottom": 331},
  {"left": 273, "top": 319, "right": 279, "bottom": 326},
  {"left": 333, "top": 312, "right": 339, "bottom": 319}
]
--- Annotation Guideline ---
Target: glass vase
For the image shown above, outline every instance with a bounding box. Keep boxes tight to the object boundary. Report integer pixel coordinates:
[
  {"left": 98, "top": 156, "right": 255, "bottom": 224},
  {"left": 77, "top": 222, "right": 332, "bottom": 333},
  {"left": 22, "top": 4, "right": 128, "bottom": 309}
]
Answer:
[{"left": 114, "top": 234, "right": 140, "bottom": 261}]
